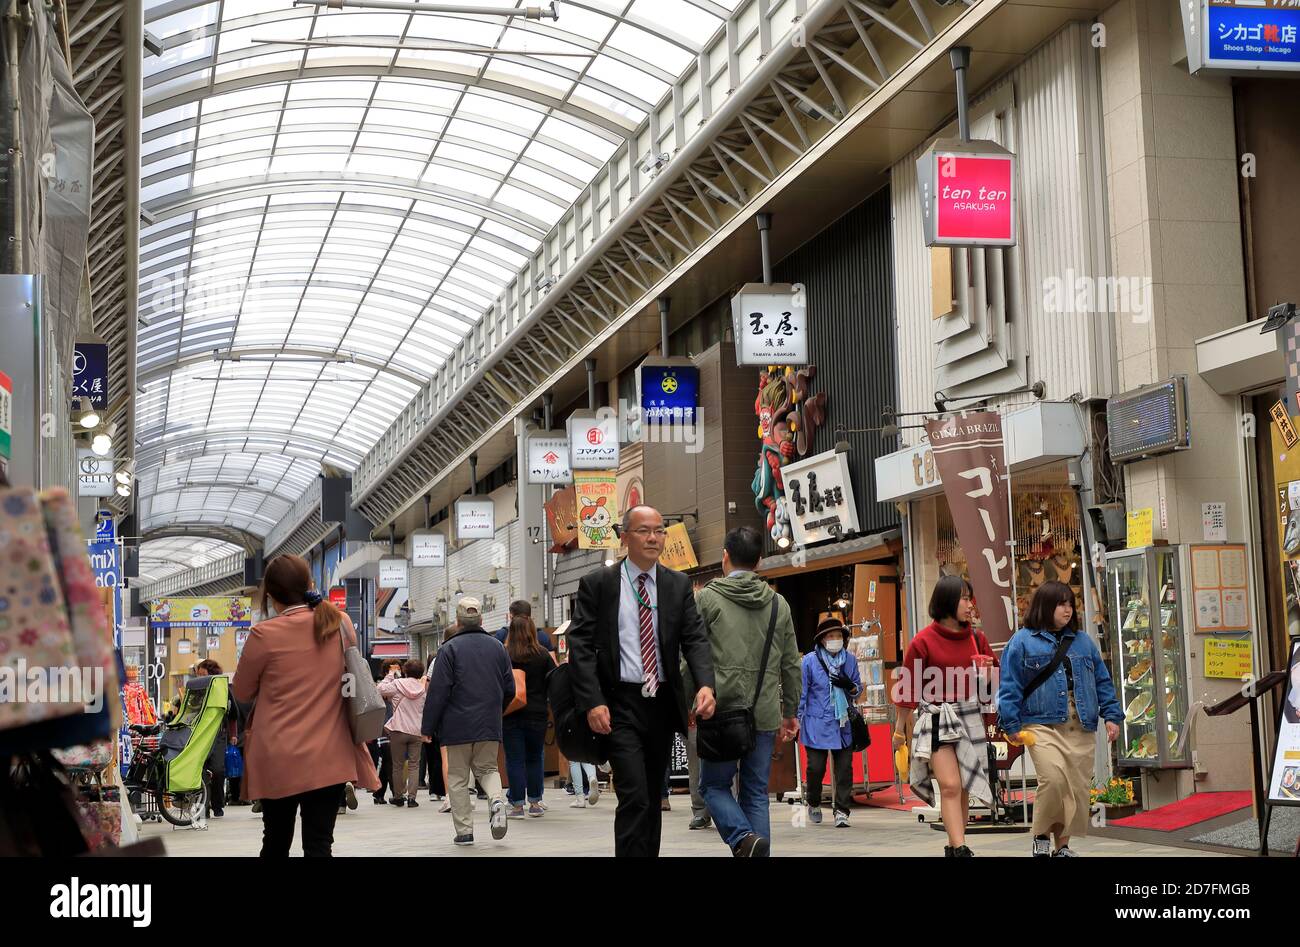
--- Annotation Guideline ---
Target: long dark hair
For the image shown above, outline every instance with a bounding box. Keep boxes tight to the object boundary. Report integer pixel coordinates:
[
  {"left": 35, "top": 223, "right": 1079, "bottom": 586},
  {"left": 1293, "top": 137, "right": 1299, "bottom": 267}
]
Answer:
[
  {"left": 260, "top": 553, "right": 343, "bottom": 644},
  {"left": 1024, "top": 580, "right": 1079, "bottom": 633},
  {"left": 505, "top": 615, "right": 545, "bottom": 663}
]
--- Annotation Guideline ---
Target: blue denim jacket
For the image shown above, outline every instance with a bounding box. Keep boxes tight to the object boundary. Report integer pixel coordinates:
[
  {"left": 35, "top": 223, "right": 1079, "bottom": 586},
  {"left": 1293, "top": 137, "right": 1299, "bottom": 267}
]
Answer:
[{"left": 997, "top": 627, "right": 1124, "bottom": 734}]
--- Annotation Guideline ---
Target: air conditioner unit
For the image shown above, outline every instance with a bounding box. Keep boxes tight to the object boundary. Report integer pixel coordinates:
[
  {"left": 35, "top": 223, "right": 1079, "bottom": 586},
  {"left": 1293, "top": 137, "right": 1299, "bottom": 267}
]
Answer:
[{"left": 1106, "top": 375, "right": 1191, "bottom": 463}]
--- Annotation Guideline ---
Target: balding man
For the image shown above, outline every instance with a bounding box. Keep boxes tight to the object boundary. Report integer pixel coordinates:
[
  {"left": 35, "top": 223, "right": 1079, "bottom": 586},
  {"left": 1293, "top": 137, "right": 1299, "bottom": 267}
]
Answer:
[{"left": 567, "top": 505, "right": 716, "bottom": 857}]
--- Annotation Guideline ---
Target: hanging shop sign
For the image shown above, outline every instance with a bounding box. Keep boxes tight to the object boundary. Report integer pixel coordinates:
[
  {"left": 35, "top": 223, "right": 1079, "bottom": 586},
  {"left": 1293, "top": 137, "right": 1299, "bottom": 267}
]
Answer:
[
  {"left": 410, "top": 530, "right": 447, "bottom": 567},
  {"left": 72, "top": 340, "right": 109, "bottom": 409},
  {"left": 87, "top": 537, "right": 122, "bottom": 645},
  {"left": 636, "top": 359, "right": 699, "bottom": 424},
  {"left": 526, "top": 432, "right": 572, "bottom": 484},
  {"left": 0, "top": 370, "right": 11, "bottom": 461},
  {"left": 378, "top": 555, "right": 409, "bottom": 589},
  {"left": 1271, "top": 399, "right": 1298, "bottom": 450},
  {"left": 1184, "top": 0, "right": 1300, "bottom": 75},
  {"left": 455, "top": 497, "right": 496, "bottom": 540},
  {"left": 544, "top": 486, "right": 579, "bottom": 552},
  {"left": 780, "top": 449, "right": 861, "bottom": 548},
  {"left": 1267, "top": 642, "right": 1300, "bottom": 803},
  {"left": 329, "top": 586, "right": 347, "bottom": 609},
  {"left": 149, "top": 596, "right": 253, "bottom": 630},
  {"left": 916, "top": 138, "right": 1017, "bottom": 248},
  {"left": 94, "top": 510, "right": 114, "bottom": 540},
  {"left": 574, "top": 469, "right": 620, "bottom": 550},
  {"left": 730, "top": 283, "right": 808, "bottom": 365},
  {"left": 660, "top": 522, "right": 699, "bottom": 571},
  {"left": 77, "top": 448, "right": 114, "bottom": 497},
  {"left": 567, "top": 412, "right": 620, "bottom": 470},
  {"left": 924, "top": 411, "right": 1015, "bottom": 647}
]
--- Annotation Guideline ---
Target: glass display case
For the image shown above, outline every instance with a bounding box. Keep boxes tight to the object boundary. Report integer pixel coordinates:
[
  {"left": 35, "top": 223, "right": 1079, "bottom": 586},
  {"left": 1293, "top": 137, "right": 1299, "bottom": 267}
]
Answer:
[{"left": 1105, "top": 546, "right": 1191, "bottom": 769}]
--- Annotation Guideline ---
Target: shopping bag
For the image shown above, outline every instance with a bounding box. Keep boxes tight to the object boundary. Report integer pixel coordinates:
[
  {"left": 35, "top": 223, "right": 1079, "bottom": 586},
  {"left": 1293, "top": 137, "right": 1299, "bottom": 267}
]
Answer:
[
  {"left": 225, "top": 743, "right": 243, "bottom": 778},
  {"left": 0, "top": 487, "right": 83, "bottom": 732}
]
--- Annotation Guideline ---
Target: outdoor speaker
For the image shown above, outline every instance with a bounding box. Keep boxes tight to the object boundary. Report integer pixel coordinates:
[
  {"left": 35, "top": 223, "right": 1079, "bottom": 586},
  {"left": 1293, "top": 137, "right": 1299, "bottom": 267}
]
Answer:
[{"left": 244, "top": 551, "right": 264, "bottom": 585}]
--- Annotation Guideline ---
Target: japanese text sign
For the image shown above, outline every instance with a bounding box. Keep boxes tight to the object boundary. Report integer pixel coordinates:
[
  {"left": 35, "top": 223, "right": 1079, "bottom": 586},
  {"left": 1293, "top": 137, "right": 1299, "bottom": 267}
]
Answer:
[
  {"left": 527, "top": 433, "right": 572, "bottom": 484},
  {"left": 730, "top": 283, "right": 808, "bottom": 365},
  {"left": 72, "top": 342, "right": 109, "bottom": 408},
  {"left": 916, "top": 139, "right": 1017, "bottom": 248},
  {"left": 410, "top": 531, "right": 446, "bottom": 568},
  {"left": 567, "top": 412, "right": 620, "bottom": 471},
  {"left": 780, "top": 450, "right": 861, "bottom": 548},
  {"left": 456, "top": 498, "right": 496, "bottom": 540}
]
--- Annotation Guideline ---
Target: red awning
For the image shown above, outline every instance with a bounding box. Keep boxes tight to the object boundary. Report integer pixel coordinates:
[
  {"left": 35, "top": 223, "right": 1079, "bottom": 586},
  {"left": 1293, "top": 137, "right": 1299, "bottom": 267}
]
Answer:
[{"left": 371, "top": 642, "right": 410, "bottom": 657}]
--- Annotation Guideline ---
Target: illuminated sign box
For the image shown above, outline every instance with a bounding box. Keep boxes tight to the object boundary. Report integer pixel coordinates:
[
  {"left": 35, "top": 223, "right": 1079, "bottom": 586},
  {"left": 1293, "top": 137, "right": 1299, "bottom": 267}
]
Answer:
[
  {"left": 636, "top": 358, "right": 699, "bottom": 425},
  {"left": 1185, "top": 0, "right": 1300, "bottom": 74},
  {"left": 916, "top": 138, "right": 1017, "bottom": 248}
]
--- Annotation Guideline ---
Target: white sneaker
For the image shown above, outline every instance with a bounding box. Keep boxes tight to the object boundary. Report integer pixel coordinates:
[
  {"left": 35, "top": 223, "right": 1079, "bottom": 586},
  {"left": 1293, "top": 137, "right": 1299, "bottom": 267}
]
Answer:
[
  {"left": 587, "top": 785, "right": 601, "bottom": 807},
  {"left": 490, "top": 800, "right": 509, "bottom": 840},
  {"left": 570, "top": 797, "right": 587, "bottom": 808}
]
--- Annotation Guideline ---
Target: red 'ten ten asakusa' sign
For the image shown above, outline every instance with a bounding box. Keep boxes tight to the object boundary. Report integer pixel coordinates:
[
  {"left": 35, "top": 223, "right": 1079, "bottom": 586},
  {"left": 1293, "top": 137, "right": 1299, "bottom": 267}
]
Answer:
[{"left": 916, "top": 138, "right": 1017, "bottom": 248}]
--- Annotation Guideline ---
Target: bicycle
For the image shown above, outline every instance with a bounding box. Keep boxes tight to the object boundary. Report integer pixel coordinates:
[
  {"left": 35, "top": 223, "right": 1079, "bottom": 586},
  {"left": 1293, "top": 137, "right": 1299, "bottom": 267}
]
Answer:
[{"left": 123, "top": 723, "right": 209, "bottom": 827}]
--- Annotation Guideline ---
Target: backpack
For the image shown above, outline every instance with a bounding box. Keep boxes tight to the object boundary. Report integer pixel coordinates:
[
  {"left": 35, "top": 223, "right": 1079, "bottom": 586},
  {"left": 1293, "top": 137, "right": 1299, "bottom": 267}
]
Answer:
[{"left": 546, "top": 662, "right": 607, "bottom": 765}]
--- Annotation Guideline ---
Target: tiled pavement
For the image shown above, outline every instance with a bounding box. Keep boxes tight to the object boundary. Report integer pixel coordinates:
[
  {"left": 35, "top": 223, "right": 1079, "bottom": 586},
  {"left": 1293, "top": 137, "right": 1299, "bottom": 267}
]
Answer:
[{"left": 140, "top": 790, "right": 1228, "bottom": 857}]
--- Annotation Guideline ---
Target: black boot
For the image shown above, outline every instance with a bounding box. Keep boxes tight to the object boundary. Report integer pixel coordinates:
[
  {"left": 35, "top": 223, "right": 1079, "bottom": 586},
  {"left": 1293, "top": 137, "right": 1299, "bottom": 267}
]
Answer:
[
  {"left": 944, "top": 845, "right": 955, "bottom": 857},
  {"left": 952, "top": 845, "right": 974, "bottom": 857}
]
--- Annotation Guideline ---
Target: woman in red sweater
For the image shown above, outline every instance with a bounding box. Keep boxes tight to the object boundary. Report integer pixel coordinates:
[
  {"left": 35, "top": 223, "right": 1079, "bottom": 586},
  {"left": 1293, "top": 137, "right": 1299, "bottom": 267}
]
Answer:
[{"left": 893, "top": 575, "right": 997, "bottom": 856}]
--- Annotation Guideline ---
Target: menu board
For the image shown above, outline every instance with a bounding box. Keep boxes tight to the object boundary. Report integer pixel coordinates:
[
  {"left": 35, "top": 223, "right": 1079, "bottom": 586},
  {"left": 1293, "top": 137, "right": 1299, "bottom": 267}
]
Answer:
[
  {"left": 1203, "top": 638, "right": 1252, "bottom": 680},
  {"left": 1268, "top": 642, "right": 1300, "bottom": 804},
  {"left": 1189, "top": 544, "right": 1251, "bottom": 633}
]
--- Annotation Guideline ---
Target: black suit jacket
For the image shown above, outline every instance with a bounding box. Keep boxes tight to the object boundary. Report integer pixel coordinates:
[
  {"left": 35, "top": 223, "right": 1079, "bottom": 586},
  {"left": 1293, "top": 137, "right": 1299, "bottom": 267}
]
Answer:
[{"left": 567, "top": 563, "right": 715, "bottom": 734}]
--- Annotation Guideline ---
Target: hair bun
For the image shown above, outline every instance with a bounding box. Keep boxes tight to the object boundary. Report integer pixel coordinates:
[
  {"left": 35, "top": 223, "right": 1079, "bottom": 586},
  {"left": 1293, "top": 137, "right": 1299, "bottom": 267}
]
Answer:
[{"left": 304, "top": 589, "right": 323, "bottom": 608}]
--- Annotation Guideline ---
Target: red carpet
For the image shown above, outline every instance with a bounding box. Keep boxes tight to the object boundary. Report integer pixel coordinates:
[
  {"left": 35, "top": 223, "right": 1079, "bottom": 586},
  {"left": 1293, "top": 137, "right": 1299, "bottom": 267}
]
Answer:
[{"left": 1109, "top": 791, "right": 1252, "bottom": 831}]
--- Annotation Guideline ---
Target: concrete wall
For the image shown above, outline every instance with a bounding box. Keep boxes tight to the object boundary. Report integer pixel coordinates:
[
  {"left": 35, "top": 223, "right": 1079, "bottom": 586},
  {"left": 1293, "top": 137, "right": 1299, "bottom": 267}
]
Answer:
[{"left": 1099, "top": 0, "right": 1255, "bottom": 801}]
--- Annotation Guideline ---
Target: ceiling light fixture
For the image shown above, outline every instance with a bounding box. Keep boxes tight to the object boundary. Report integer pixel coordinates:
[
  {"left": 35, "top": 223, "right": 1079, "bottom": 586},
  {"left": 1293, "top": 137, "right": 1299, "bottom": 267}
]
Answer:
[{"left": 92, "top": 423, "right": 117, "bottom": 457}]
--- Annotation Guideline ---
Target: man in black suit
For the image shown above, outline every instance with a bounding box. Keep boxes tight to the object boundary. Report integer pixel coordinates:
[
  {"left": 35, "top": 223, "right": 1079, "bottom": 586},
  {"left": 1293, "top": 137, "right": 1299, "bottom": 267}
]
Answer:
[{"left": 567, "top": 504, "right": 716, "bottom": 857}]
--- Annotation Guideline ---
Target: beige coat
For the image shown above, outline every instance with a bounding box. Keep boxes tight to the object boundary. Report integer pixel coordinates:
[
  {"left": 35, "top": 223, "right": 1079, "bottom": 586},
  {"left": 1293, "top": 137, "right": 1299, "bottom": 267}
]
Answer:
[{"left": 233, "top": 608, "right": 380, "bottom": 800}]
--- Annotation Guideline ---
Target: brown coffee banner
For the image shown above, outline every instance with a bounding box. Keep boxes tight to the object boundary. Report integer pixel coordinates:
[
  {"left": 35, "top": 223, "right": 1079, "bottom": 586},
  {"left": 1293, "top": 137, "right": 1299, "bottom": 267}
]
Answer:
[
  {"left": 544, "top": 486, "right": 579, "bottom": 552},
  {"left": 924, "top": 411, "right": 1015, "bottom": 647}
]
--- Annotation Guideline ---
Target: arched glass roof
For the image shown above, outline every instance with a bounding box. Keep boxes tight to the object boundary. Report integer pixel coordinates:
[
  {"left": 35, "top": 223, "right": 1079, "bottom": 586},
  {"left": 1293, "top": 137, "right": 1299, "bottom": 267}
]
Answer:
[
  {"left": 138, "top": 536, "right": 245, "bottom": 585},
  {"left": 137, "top": 0, "right": 737, "bottom": 538}
]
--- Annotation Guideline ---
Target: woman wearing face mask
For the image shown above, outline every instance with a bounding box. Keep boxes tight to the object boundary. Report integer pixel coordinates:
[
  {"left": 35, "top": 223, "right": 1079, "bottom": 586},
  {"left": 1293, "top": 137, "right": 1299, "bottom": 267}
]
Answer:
[
  {"left": 894, "top": 575, "right": 997, "bottom": 857},
  {"left": 797, "top": 618, "right": 862, "bottom": 829},
  {"left": 998, "top": 581, "right": 1122, "bottom": 857},
  {"left": 233, "top": 554, "right": 380, "bottom": 856}
]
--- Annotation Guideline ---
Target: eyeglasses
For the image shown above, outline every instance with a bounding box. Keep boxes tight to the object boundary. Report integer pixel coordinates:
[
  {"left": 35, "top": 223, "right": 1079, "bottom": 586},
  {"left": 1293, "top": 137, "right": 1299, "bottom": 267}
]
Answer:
[{"left": 628, "top": 527, "right": 668, "bottom": 538}]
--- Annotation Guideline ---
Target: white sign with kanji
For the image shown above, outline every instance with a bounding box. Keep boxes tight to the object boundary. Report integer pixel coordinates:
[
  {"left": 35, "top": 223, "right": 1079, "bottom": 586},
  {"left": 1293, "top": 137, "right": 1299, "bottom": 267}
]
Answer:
[
  {"left": 410, "top": 531, "right": 446, "bottom": 568},
  {"left": 567, "top": 413, "right": 620, "bottom": 471},
  {"left": 527, "top": 433, "right": 572, "bottom": 484},
  {"left": 730, "top": 283, "right": 808, "bottom": 365},
  {"left": 781, "top": 450, "right": 860, "bottom": 547},
  {"left": 456, "top": 498, "right": 496, "bottom": 540},
  {"left": 378, "top": 556, "right": 409, "bottom": 589}
]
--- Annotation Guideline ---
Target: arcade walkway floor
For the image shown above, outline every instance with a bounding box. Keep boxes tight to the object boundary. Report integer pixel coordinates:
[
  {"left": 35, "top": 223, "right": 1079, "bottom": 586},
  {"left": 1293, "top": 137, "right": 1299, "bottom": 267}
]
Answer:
[{"left": 141, "top": 790, "right": 1227, "bottom": 857}]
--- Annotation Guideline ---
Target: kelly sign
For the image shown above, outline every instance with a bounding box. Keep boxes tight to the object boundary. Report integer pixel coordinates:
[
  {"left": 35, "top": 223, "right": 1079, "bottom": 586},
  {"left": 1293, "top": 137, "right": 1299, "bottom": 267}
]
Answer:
[{"left": 916, "top": 138, "right": 1017, "bottom": 248}]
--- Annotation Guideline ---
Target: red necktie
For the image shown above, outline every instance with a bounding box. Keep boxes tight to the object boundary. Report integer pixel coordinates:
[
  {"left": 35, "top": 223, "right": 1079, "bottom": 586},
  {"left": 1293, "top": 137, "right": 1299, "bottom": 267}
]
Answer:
[{"left": 637, "top": 573, "right": 658, "bottom": 696}]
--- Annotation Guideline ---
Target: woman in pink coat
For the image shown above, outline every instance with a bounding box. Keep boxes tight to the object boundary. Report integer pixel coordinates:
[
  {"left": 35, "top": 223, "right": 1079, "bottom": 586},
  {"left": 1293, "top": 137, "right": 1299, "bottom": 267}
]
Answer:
[{"left": 234, "top": 554, "right": 379, "bottom": 856}]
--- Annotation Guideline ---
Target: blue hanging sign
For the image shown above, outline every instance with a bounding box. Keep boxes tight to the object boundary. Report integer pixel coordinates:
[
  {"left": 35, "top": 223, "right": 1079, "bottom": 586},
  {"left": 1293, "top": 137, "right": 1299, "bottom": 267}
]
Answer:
[
  {"left": 94, "top": 510, "right": 114, "bottom": 540},
  {"left": 638, "top": 361, "right": 700, "bottom": 425},
  {"left": 87, "top": 538, "right": 123, "bottom": 648},
  {"left": 72, "top": 342, "right": 109, "bottom": 409}
]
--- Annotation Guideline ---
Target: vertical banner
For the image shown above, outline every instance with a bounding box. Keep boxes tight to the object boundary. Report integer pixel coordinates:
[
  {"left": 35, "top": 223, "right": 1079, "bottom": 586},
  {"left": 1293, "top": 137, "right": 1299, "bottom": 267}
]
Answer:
[
  {"left": 574, "top": 470, "right": 620, "bottom": 550},
  {"left": 924, "top": 411, "right": 1015, "bottom": 647}
]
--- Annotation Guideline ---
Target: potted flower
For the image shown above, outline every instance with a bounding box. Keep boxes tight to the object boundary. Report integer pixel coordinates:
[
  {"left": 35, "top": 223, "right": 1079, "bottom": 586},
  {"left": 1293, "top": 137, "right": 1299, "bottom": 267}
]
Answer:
[{"left": 1090, "top": 777, "right": 1137, "bottom": 821}]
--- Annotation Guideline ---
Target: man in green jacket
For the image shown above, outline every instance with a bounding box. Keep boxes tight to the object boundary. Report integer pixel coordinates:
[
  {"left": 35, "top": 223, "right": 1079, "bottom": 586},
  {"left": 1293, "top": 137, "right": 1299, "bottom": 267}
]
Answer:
[{"left": 688, "top": 525, "right": 800, "bottom": 856}]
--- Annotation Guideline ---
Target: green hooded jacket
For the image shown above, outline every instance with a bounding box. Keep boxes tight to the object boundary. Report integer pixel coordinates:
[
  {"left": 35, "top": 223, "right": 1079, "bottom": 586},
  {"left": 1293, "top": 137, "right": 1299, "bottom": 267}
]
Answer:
[{"left": 684, "top": 571, "right": 801, "bottom": 732}]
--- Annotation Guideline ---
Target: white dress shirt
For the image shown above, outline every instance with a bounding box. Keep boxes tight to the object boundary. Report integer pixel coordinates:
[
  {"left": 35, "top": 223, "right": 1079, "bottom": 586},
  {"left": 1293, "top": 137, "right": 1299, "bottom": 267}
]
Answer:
[{"left": 618, "top": 561, "right": 665, "bottom": 684}]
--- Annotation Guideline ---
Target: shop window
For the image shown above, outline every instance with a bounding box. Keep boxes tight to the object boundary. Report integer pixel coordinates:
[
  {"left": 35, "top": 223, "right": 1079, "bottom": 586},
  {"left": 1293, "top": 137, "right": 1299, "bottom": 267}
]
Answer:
[{"left": 936, "top": 482, "right": 1084, "bottom": 627}]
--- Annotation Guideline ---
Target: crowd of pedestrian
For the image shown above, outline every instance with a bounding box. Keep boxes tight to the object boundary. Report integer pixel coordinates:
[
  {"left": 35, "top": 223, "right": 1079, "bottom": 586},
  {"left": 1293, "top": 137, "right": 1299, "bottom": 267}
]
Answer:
[{"left": 220, "top": 506, "right": 1124, "bottom": 858}]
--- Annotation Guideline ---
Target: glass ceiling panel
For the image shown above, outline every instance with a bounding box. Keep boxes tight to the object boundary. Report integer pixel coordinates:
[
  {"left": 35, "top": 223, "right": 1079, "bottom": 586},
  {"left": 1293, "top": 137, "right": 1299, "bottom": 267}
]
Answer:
[{"left": 138, "top": 0, "right": 731, "bottom": 538}]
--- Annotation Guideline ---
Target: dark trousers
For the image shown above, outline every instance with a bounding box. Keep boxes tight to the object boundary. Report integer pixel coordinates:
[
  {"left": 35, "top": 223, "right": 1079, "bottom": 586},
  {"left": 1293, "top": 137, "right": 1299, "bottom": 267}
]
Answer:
[
  {"left": 261, "top": 784, "right": 344, "bottom": 857},
  {"left": 206, "top": 765, "right": 225, "bottom": 815},
  {"left": 369, "top": 740, "right": 392, "bottom": 799},
  {"left": 503, "top": 718, "right": 547, "bottom": 804},
  {"left": 804, "top": 746, "right": 854, "bottom": 813},
  {"left": 607, "top": 683, "right": 676, "bottom": 858},
  {"left": 419, "top": 739, "right": 445, "bottom": 795}
]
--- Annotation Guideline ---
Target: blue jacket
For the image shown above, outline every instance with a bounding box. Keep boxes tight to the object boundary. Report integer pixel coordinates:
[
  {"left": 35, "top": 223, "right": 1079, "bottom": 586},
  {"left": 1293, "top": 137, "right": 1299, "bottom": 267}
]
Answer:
[
  {"left": 797, "top": 649, "right": 862, "bottom": 751},
  {"left": 997, "top": 627, "right": 1123, "bottom": 734}
]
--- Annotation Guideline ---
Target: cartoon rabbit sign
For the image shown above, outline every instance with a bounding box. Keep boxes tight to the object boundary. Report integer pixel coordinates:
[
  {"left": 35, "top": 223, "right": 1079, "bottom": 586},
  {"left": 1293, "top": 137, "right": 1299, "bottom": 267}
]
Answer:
[{"left": 574, "top": 470, "right": 620, "bottom": 550}]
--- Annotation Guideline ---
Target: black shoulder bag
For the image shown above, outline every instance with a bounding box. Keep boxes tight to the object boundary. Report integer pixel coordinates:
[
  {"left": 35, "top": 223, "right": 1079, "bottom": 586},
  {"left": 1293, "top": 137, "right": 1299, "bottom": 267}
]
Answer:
[
  {"left": 696, "top": 598, "right": 780, "bottom": 763},
  {"left": 815, "top": 649, "right": 871, "bottom": 752},
  {"left": 1020, "top": 633, "right": 1074, "bottom": 701}
]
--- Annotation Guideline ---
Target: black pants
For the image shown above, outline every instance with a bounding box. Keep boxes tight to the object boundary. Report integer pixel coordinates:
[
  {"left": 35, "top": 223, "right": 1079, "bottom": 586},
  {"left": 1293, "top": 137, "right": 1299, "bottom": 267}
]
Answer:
[
  {"left": 205, "top": 765, "right": 225, "bottom": 815},
  {"left": 607, "top": 683, "right": 676, "bottom": 858},
  {"left": 370, "top": 741, "right": 392, "bottom": 798},
  {"left": 804, "top": 746, "right": 854, "bottom": 813},
  {"left": 261, "top": 784, "right": 344, "bottom": 857}
]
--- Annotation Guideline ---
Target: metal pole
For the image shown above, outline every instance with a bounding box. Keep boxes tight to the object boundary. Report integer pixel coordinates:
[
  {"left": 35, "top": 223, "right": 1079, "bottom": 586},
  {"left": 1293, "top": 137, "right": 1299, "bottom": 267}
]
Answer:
[
  {"left": 950, "top": 46, "right": 971, "bottom": 143},
  {"left": 658, "top": 298, "right": 670, "bottom": 355},
  {"left": 542, "top": 391, "right": 554, "bottom": 627},
  {"left": 424, "top": 494, "right": 431, "bottom": 530},
  {"left": 389, "top": 523, "right": 396, "bottom": 554},
  {"left": 585, "top": 358, "right": 597, "bottom": 410},
  {"left": 293, "top": 0, "right": 558, "bottom": 18},
  {"left": 756, "top": 213, "right": 773, "bottom": 285},
  {"left": 4, "top": 0, "right": 25, "bottom": 273},
  {"left": 469, "top": 454, "right": 478, "bottom": 496}
]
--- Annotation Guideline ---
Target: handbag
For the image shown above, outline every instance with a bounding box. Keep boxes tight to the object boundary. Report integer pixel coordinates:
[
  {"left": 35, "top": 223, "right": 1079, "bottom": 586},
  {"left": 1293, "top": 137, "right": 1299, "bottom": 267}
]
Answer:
[
  {"left": 546, "top": 661, "right": 607, "bottom": 765},
  {"left": 224, "top": 744, "right": 243, "bottom": 779},
  {"left": 505, "top": 669, "right": 527, "bottom": 716},
  {"left": 815, "top": 649, "right": 870, "bottom": 752},
  {"left": 696, "top": 597, "right": 780, "bottom": 763},
  {"left": 340, "top": 623, "right": 386, "bottom": 744}
]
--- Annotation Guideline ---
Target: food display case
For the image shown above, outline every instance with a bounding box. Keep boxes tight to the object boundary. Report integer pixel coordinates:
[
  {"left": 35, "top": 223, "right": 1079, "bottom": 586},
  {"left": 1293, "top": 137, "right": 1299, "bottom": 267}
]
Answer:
[{"left": 1106, "top": 546, "right": 1191, "bottom": 769}]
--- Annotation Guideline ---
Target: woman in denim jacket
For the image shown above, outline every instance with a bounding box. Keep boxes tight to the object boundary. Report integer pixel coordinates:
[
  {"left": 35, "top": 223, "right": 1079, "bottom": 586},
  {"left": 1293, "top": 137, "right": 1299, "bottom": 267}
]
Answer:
[{"left": 997, "top": 581, "right": 1123, "bottom": 858}]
